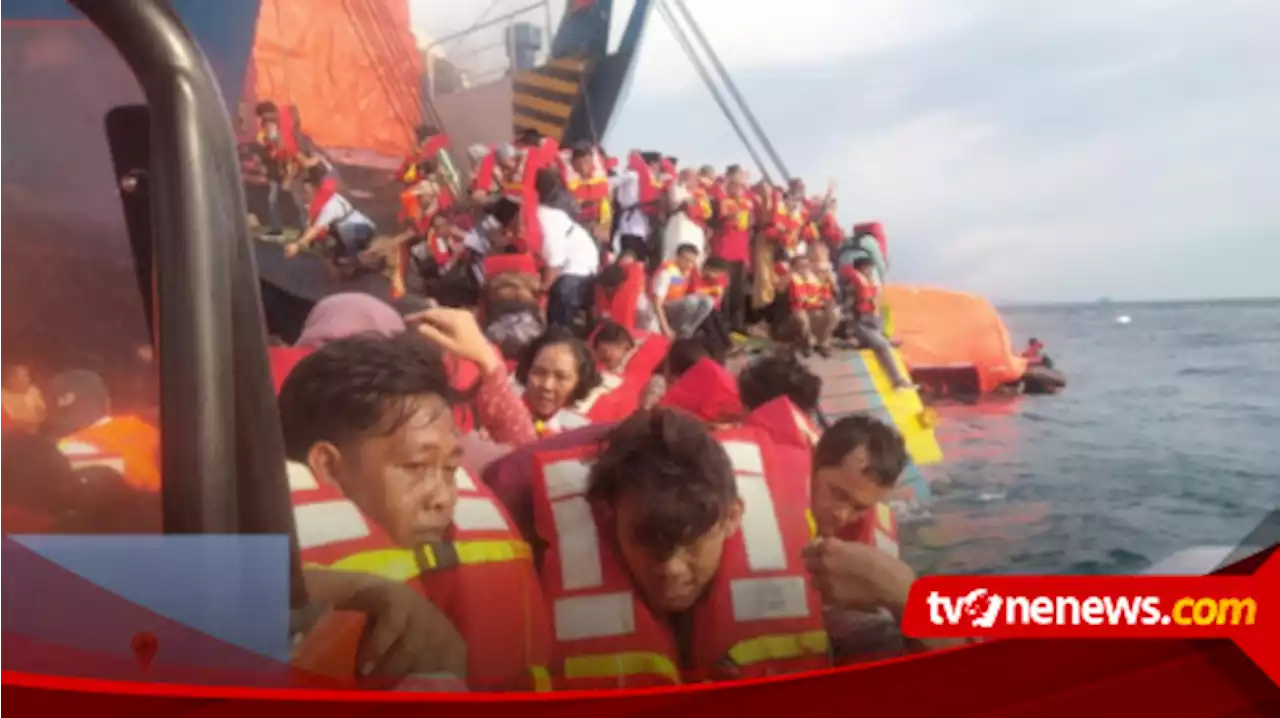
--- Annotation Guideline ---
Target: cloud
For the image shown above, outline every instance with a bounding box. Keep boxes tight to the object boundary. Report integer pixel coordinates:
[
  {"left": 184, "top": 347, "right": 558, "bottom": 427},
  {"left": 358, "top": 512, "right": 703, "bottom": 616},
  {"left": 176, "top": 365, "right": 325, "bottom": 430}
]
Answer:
[{"left": 607, "top": 0, "right": 1280, "bottom": 301}]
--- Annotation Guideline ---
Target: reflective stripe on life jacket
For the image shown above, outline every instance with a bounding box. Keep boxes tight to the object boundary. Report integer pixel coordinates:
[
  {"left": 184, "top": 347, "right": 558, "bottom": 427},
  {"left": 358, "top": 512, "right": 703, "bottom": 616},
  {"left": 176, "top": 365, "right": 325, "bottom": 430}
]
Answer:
[
  {"left": 531, "top": 427, "right": 828, "bottom": 689},
  {"left": 57, "top": 415, "right": 160, "bottom": 491},
  {"left": 289, "top": 461, "right": 552, "bottom": 691}
]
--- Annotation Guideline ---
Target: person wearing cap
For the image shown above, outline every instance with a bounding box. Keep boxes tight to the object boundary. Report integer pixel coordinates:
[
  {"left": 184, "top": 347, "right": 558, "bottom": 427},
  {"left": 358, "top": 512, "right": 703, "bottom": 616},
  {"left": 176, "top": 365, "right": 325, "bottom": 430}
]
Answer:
[
  {"left": 47, "top": 370, "right": 161, "bottom": 493},
  {"left": 534, "top": 169, "right": 600, "bottom": 327}
]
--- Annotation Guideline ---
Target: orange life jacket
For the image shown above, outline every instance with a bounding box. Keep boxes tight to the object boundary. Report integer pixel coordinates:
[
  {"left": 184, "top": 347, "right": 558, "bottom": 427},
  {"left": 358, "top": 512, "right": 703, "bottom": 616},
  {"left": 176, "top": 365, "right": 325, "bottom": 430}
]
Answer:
[
  {"left": 789, "top": 273, "right": 826, "bottom": 311},
  {"left": 848, "top": 269, "right": 878, "bottom": 316},
  {"left": 767, "top": 201, "right": 809, "bottom": 252},
  {"left": 57, "top": 416, "right": 161, "bottom": 492},
  {"left": 529, "top": 414, "right": 829, "bottom": 689},
  {"left": 653, "top": 260, "right": 693, "bottom": 302},
  {"left": 563, "top": 150, "right": 613, "bottom": 225},
  {"left": 691, "top": 271, "right": 729, "bottom": 309},
  {"left": 289, "top": 461, "right": 553, "bottom": 691}
]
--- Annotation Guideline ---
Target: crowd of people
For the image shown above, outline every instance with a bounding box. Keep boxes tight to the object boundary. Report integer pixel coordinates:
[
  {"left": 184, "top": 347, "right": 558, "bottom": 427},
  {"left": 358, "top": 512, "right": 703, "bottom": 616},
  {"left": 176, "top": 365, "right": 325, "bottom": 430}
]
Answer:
[{"left": 0, "top": 112, "right": 949, "bottom": 690}]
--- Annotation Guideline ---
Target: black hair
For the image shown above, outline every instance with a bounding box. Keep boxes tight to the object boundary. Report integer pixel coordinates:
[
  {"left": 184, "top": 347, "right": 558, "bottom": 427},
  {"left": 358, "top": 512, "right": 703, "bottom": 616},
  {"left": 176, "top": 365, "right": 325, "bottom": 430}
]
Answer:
[
  {"left": 415, "top": 124, "right": 439, "bottom": 144},
  {"left": 303, "top": 164, "right": 329, "bottom": 187},
  {"left": 592, "top": 320, "right": 634, "bottom": 350},
  {"left": 277, "top": 333, "right": 460, "bottom": 462},
  {"left": 515, "top": 128, "right": 543, "bottom": 146},
  {"left": 703, "top": 256, "right": 730, "bottom": 272},
  {"left": 665, "top": 337, "right": 709, "bottom": 378},
  {"left": 665, "top": 156, "right": 679, "bottom": 168},
  {"left": 675, "top": 243, "right": 700, "bottom": 258},
  {"left": 852, "top": 257, "right": 874, "bottom": 270},
  {"left": 255, "top": 101, "right": 278, "bottom": 117},
  {"left": 587, "top": 409, "right": 738, "bottom": 558},
  {"left": 813, "top": 414, "right": 908, "bottom": 488},
  {"left": 534, "top": 167, "right": 564, "bottom": 205},
  {"left": 515, "top": 326, "right": 603, "bottom": 405},
  {"left": 1029, "top": 337, "right": 1040, "bottom": 344},
  {"left": 571, "top": 144, "right": 593, "bottom": 162},
  {"left": 738, "top": 353, "right": 822, "bottom": 413},
  {"left": 489, "top": 198, "right": 522, "bottom": 227},
  {"left": 416, "top": 158, "right": 439, "bottom": 176},
  {"left": 597, "top": 263, "right": 627, "bottom": 291},
  {"left": 726, "top": 164, "right": 743, "bottom": 176}
]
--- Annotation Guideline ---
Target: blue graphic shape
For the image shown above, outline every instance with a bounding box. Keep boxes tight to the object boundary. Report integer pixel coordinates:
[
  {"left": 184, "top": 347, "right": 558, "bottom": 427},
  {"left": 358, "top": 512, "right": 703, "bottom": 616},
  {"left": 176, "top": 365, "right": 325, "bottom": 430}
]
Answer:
[{"left": 10, "top": 534, "right": 290, "bottom": 662}]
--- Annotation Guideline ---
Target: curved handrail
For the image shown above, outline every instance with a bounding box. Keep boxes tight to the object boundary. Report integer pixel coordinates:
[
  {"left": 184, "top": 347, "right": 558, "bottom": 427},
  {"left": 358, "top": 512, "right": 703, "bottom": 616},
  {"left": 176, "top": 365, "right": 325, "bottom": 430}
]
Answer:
[{"left": 69, "top": 0, "right": 305, "bottom": 606}]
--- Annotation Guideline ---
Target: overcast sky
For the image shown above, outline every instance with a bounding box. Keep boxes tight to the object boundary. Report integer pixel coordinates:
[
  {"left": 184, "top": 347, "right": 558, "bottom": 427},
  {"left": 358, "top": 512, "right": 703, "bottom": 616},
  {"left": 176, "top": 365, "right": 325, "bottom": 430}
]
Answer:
[{"left": 414, "top": 0, "right": 1280, "bottom": 302}]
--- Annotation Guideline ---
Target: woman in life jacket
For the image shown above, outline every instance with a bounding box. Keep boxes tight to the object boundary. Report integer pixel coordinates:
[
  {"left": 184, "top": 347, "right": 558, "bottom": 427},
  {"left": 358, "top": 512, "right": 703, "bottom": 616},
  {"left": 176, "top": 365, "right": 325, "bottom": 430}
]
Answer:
[
  {"left": 278, "top": 330, "right": 550, "bottom": 689},
  {"left": 514, "top": 327, "right": 605, "bottom": 437}
]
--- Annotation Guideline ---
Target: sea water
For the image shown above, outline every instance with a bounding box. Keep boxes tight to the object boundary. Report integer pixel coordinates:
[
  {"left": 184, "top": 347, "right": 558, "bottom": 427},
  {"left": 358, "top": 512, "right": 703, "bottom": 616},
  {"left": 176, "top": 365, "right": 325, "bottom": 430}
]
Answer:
[{"left": 904, "top": 299, "right": 1280, "bottom": 576}]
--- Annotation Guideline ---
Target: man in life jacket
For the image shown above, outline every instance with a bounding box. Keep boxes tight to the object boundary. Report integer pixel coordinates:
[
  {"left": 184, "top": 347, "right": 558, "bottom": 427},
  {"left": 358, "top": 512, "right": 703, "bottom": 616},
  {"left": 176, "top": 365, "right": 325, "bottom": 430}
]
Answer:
[
  {"left": 254, "top": 101, "right": 311, "bottom": 238},
  {"left": 612, "top": 151, "right": 665, "bottom": 266},
  {"left": 805, "top": 414, "right": 955, "bottom": 661},
  {"left": 285, "top": 167, "right": 378, "bottom": 275},
  {"left": 398, "top": 125, "right": 456, "bottom": 205},
  {"left": 594, "top": 260, "right": 657, "bottom": 333},
  {"left": 784, "top": 253, "right": 839, "bottom": 358},
  {"left": 709, "top": 164, "right": 754, "bottom": 334},
  {"left": 278, "top": 332, "right": 552, "bottom": 690},
  {"left": 652, "top": 243, "right": 716, "bottom": 339},
  {"left": 526, "top": 407, "right": 830, "bottom": 687},
  {"left": 841, "top": 257, "right": 915, "bottom": 391},
  {"left": 565, "top": 142, "right": 613, "bottom": 247},
  {"left": 1021, "top": 338, "right": 1054, "bottom": 369},
  {"left": 46, "top": 370, "right": 160, "bottom": 493}
]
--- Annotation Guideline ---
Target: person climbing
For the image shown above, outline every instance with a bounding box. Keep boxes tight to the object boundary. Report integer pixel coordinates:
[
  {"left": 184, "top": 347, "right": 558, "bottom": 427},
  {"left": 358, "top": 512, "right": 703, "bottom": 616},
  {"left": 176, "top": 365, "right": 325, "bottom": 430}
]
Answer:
[
  {"left": 284, "top": 166, "right": 378, "bottom": 276},
  {"left": 1021, "top": 338, "right": 1054, "bottom": 370}
]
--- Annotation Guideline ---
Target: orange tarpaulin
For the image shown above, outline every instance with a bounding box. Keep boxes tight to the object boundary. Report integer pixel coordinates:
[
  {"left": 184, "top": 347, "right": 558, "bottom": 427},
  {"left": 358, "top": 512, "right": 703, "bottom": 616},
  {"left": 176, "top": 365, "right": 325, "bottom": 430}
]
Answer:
[
  {"left": 883, "top": 285, "right": 1027, "bottom": 394},
  {"left": 246, "top": 0, "right": 422, "bottom": 159}
]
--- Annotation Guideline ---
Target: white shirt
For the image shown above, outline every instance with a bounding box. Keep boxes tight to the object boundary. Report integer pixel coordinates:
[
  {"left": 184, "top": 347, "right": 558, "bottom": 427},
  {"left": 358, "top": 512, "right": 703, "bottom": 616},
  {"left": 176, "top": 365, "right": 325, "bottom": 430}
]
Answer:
[
  {"left": 610, "top": 169, "right": 651, "bottom": 240},
  {"left": 537, "top": 205, "right": 599, "bottom": 278},
  {"left": 312, "top": 193, "right": 375, "bottom": 234}
]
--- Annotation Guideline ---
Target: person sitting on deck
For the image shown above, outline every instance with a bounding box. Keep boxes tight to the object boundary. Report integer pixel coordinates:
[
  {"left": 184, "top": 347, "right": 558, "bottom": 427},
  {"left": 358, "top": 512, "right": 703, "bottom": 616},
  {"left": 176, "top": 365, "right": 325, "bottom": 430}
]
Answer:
[
  {"left": 515, "top": 327, "right": 605, "bottom": 437},
  {"left": 46, "top": 370, "right": 160, "bottom": 493},
  {"left": 1021, "top": 338, "right": 1054, "bottom": 370},
  {"left": 640, "top": 336, "right": 716, "bottom": 410},
  {"left": 591, "top": 319, "right": 636, "bottom": 375},
  {"left": 841, "top": 257, "right": 915, "bottom": 391},
  {"left": 595, "top": 260, "right": 658, "bottom": 334},
  {"left": 652, "top": 243, "right": 716, "bottom": 339},
  {"left": 783, "top": 253, "right": 839, "bottom": 358},
  {"left": 284, "top": 166, "right": 377, "bottom": 274}
]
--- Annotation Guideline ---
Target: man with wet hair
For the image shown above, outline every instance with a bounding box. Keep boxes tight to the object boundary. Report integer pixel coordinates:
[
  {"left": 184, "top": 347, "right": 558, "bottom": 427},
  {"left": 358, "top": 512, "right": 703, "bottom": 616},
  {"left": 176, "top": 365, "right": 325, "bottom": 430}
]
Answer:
[
  {"left": 737, "top": 352, "right": 823, "bottom": 415},
  {"left": 279, "top": 328, "right": 552, "bottom": 689},
  {"left": 803, "top": 414, "right": 951, "bottom": 661},
  {"left": 587, "top": 410, "right": 744, "bottom": 616}
]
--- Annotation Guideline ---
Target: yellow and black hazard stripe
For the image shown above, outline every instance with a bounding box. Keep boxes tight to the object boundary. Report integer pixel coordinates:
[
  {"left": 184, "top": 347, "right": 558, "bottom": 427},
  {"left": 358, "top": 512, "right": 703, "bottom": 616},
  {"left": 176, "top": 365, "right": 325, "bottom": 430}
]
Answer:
[{"left": 512, "top": 57, "right": 591, "bottom": 142}]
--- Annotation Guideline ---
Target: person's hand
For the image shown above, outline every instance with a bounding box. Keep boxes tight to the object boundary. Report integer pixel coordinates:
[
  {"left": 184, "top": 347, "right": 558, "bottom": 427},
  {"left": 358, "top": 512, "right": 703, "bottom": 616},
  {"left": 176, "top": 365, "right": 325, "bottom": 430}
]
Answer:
[
  {"left": 339, "top": 577, "right": 468, "bottom": 681},
  {"left": 284, "top": 242, "right": 302, "bottom": 259},
  {"left": 803, "top": 538, "right": 915, "bottom": 615},
  {"left": 407, "top": 307, "right": 501, "bottom": 374}
]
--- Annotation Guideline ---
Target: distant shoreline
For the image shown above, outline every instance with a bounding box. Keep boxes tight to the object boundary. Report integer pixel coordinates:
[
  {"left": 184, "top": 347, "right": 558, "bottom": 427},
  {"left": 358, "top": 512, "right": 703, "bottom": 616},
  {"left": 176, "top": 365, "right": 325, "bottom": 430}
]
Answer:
[{"left": 995, "top": 296, "right": 1280, "bottom": 310}]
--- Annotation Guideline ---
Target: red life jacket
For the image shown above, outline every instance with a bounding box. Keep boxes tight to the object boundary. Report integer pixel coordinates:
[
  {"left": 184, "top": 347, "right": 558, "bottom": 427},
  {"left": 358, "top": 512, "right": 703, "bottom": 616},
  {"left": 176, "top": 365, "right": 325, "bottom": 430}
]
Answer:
[
  {"left": 846, "top": 268, "right": 878, "bottom": 316},
  {"left": 529, "top": 418, "right": 829, "bottom": 689},
  {"left": 766, "top": 201, "right": 809, "bottom": 252},
  {"left": 659, "top": 358, "right": 743, "bottom": 423},
  {"left": 585, "top": 333, "right": 672, "bottom": 423},
  {"left": 469, "top": 148, "right": 499, "bottom": 196},
  {"left": 268, "top": 346, "right": 314, "bottom": 394},
  {"left": 627, "top": 152, "right": 665, "bottom": 221},
  {"left": 690, "top": 270, "right": 729, "bottom": 310},
  {"left": 289, "top": 461, "right": 553, "bottom": 691},
  {"left": 595, "top": 262, "right": 647, "bottom": 331},
  {"left": 564, "top": 150, "right": 612, "bottom": 225},
  {"left": 306, "top": 177, "right": 341, "bottom": 227},
  {"left": 257, "top": 110, "right": 299, "bottom": 164},
  {"left": 1021, "top": 345, "right": 1045, "bottom": 365},
  {"left": 398, "top": 134, "right": 451, "bottom": 186}
]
